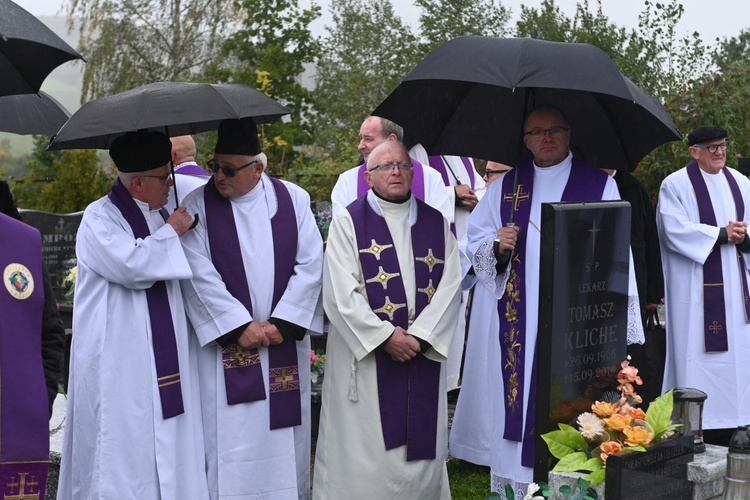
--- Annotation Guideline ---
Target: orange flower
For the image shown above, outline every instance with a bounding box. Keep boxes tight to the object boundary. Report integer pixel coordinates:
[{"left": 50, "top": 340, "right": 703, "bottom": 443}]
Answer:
[
  {"left": 627, "top": 407, "right": 647, "bottom": 420},
  {"left": 599, "top": 440, "right": 623, "bottom": 462},
  {"left": 591, "top": 401, "right": 618, "bottom": 418},
  {"left": 618, "top": 360, "right": 643, "bottom": 386},
  {"left": 624, "top": 426, "right": 654, "bottom": 446},
  {"left": 603, "top": 413, "right": 632, "bottom": 432}
]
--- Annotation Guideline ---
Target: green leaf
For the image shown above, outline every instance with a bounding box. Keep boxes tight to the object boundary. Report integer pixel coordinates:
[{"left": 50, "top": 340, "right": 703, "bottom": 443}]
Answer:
[
  {"left": 504, "top": 483, "right": 514, "bottom": 500},
  {"left": 580, "top": 457, "right": 605, "bottom": 472},
  {"left": 551, "top": 452, "right": 590, "bottom": 472},
  {"left": 486, "top": 492, "right": 502, "bottom": 500},
  {"left": 646, "top": 389, "right": 674, "bottom": 437},
  {"left": 584, "top": 468, "right": 607, "bottom": 486},
  {"left": 623, "top": 445, "right": 647, "bottom": 452},
  {"left": 559, "top": 484, "right": 572, "bottom": 495},
  {"left": 541, "top": 425, "right": 588, "bottom": 459}
]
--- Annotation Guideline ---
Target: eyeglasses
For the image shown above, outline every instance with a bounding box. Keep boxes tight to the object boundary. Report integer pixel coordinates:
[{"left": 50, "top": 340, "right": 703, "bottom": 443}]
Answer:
[
  {"left": 524, "top": 127, "right": 570, "bottom": 139},
  {"left": 207, "top": 159, "right": 259, "bottom": 177},
  {"left": 484, "top": 169, "right": 510, "bottom": 178},
  {"left": 139, "top": 173, "right": 173, "bottom": 185},
  {"left": 368, "top": 162, "right": 413, "bottom": 173},
  {"left": 692, "top": 142, "right": 728, "bottom": 154}
]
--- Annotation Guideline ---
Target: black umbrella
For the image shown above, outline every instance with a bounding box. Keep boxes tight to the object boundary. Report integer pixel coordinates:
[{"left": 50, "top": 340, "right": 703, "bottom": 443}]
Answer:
[
  {"left": 0, "top": 91, "right": 70, "bottom": 135},
  {"left": 48, "top": 81, "right": 291, "bottom": 150},
  {"left": 373, "top": 36, "right": 681, "bottom": 172},
  {"left": 0, "top": 0, "right": 84, "bottom": 97}
]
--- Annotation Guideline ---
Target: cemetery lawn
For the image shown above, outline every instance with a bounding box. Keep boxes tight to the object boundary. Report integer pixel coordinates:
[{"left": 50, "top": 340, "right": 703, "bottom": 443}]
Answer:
[{"left": 447, "top": 459, "right": 491, "bottom": 499}]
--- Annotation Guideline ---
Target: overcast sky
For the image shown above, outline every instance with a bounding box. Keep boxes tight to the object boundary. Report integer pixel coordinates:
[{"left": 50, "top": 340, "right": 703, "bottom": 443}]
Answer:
[{"left": 17, "top": 0, "right": 748, "bottom": 44}]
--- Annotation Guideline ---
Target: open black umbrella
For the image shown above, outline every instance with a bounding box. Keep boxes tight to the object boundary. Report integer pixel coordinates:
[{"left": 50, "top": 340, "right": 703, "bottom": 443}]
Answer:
[
  {"left": 48, "top": 81, "right": 291, "bottom": 150},
  {"left": 373, "top": 36, "right": 681, "bottom": 172},
  {"left": 0, "top": 0, "right": 84, "bottom": 96},
  {"left": 0, "top": 91, "right": 70, "bottom": 134}
]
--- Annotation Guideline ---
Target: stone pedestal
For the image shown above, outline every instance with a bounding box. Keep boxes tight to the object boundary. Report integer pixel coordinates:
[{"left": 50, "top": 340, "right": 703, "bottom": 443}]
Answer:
[{"left": 549, "top": 446, "right": 726, "bottom": 499}]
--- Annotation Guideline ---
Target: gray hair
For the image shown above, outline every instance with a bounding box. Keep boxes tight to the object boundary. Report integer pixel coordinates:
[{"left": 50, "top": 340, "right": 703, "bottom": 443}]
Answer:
[
  {"left": 118, "top": 171, "right": 139, "bottom": 186},
  {"left": 373, "top": 116, "right": 404, "bottom": 142}
]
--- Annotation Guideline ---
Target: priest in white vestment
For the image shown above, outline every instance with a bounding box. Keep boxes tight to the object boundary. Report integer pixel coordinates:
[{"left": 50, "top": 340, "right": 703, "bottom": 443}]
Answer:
[
  {"left": 657, "top": 126, "right": 750, "bottom": 446},
  {"left": 314, "top": 141, "right": 461, "bottom": 499},
  {"left": 180, "top": 118, "right": 323, "bottom": 499},
  {"left": 167, "top": 135, "right": 210, "bottom": 212},
  {"left": 330, "top": 116, "right": 453, "bottom": 223},
  {"left": 467, "top": 106, "right": 644, "bottom": 495},
  {"left": 58, "top": 131, "right": 208, "bottom": 500}
]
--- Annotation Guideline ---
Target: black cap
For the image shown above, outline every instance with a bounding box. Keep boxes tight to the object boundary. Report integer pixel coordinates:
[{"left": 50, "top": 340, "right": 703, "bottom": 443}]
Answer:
[
  {"left": 214, "top": 118, "right": 261, "bottom": 156},
  {"left": 109, "top": 131, "right": 172, "bottom": 173},
  {"left": 687, "top": 126, "right": 727, "bottom": 146}
]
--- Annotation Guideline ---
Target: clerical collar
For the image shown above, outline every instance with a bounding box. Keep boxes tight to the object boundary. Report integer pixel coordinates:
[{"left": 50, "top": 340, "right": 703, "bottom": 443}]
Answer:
[
  {"left": 231, "top": 174, "right": 265, "bottom": 204},
  {"left": 373, "top": 189, "right": 411, "bottom": 204},
  {"left": 533, "top": 150, "right": 573, "bottom": 172},
  {"left": 130, "top": 196, "right": 161, "bottom": 214},
  {"left": 174, "top": 161, "right": 198, "bottom": 170}
]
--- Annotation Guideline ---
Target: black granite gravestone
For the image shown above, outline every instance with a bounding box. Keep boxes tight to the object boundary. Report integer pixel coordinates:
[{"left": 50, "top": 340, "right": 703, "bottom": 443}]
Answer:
[
  {"left": 19, "top": 209, "right": 82, "bottom": 308},
  {"left": 534, "top": 201, "right": 631, "bottom": 482},
  {"left": 605, "top": 434, "right": 694, "bottom": 499}
]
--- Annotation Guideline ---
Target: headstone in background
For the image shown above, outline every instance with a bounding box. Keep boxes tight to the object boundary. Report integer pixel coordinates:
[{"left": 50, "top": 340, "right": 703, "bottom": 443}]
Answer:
[
  {"left": 605, "top": 434, "right": 695, "bottom": 499},
  {"left": 534, "top": 201, "right": 631, "bottom": 482},
  {"left": 19, "top": 209, "right": 82, "bottom": 307}
]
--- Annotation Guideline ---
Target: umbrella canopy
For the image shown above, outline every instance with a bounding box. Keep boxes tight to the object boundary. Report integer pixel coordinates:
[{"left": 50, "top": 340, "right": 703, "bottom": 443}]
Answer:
[
  {"left": 48, "top": 81, "right": 292, "bottom": 150},
  {"left": 0, "top": 91, "right": 70, "bottom": 135},
  {"left": 0, "top": 0, "right": 84, "bottom": 96},
  {"left": 373, "top": 36, "right": 681, "bottom": 172}
]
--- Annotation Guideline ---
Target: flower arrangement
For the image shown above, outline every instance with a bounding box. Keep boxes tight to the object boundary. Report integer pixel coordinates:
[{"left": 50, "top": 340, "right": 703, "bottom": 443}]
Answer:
[
  {"left": 62, "top": 265, "right": 77, "bottom": 300},
  {"left": 315, "top": 210, "right": 332, "bottom": 242},
  {"left": 310, "top": 349, "right": 325, "bottom": 383},
  {"left": 541, "top": 360, "right": 679, "bottom": 485},
  {"left": 487, "top": 478, "right": 597, "bottom": 499}
]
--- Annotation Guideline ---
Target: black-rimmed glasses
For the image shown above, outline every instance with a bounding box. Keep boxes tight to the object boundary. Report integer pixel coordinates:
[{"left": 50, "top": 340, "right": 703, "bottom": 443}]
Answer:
[
  {"left": 523, "top": 127, "right": 569, "bottom": 138},
  {"left": 368, "top": 162, "right": 413, "bottom": 173},
  {"left": 692, "top": 142, "right": 728, "bottom": 154},
  {"left": 207, "top": 159, "right": 259, "bottom": 177},
  {"left": 139, "top": 173, "right": 173, "bottom": 184}
]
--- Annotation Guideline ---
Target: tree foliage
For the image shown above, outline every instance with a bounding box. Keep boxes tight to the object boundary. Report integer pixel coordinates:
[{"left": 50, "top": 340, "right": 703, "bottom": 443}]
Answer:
[
  {"left": 67, "top": 0, "right": 237, "bottom": 101},
  {"left": 12, "top": 136, "right": 113, "bottom": 213}
]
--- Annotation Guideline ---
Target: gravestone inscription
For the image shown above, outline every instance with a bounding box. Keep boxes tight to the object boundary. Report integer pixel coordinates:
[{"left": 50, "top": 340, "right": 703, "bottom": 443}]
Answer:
[{"left": 534, "top": 201, "right": 631, "bottom": 482}]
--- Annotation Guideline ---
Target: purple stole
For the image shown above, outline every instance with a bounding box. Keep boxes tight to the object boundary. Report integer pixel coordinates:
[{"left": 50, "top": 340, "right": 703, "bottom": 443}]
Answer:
[
  {"left": 347, "top": 195, "right": 445, "bottom": 461},
  {"left": 0, "top": 214, "right": 49, "bottom": 499},
  {"left": 108, "top": 180, "right": 185, "bottom": 419},
  {"left": 498, "top": 158, "right": 608, "bottom": 467},
  {"left": 427, "top": 155, "right": 476, "bottom": 237},
  {"left": 356, "top": 157, "right": 426, "bottom": 201},
  {"left": 204, "top": 176, "right": 301, "bottom": 429},
  {"left": 175, "top": 161, "right": 211, "bottom": 178},
  {"left": 686, "top": 161, "right": 750, "bottom": 352}
]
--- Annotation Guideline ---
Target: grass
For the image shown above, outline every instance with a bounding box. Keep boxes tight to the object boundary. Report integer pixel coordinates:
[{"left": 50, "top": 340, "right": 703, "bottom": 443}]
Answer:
[{"left": 447, "top": 458, "right": 491, "bottom": 499}]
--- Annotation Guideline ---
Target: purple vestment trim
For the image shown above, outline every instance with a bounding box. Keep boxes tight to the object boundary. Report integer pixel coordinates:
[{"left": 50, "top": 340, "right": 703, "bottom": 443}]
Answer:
[
  {"left": 108, "top": 180, "right": 185, "bottom": 419},
  {"left": 498, "top": 158, "right": 609, "bottom": 467},
  {"left": 426, "top": 155, "right": 476, "bottom": 191},
  {"left": 355, "top": 158, "right": 426, "bottom": 202},
  {"left": 204, "top": 176, "right": 302, "bottom": 429},
  {"left": 0, "top": 214, "right": 49, "bottom": 499},
  {"left": 175, "top": 162, "right": 211, "bottom": 177},
  {"left": 686, "top": 161, "right": 750, "bottom": 352},
  {"left": 347, "top": 196, "right": 445, "bottom": 461}
]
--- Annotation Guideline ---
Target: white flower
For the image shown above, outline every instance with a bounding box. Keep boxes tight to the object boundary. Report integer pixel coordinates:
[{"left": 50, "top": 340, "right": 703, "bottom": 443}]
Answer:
[
  {"left": 523, "top": 482, "right": 545, "bottom": 500},
  {"left": 577, "top": 412, "right": 606, "bottom": 440}
]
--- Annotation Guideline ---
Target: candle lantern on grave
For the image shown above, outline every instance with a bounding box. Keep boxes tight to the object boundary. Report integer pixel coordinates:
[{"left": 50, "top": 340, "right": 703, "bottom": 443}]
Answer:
[{"left": 672, "top": 387, "right": 708, "bottom": 453}]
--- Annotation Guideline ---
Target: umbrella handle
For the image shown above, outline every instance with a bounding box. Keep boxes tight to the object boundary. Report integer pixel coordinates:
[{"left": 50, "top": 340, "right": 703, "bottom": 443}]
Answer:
[{"left": 189, "top": 213, "right": 199, "bottom": 230}]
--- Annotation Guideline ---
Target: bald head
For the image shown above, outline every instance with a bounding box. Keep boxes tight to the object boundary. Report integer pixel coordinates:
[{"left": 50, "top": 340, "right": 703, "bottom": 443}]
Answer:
[
  {"left": 364, "top": 141, "right": 413, "bottom": 202},
  {"left": 171, "top": 135, "right": 197, "bottom": 165}
]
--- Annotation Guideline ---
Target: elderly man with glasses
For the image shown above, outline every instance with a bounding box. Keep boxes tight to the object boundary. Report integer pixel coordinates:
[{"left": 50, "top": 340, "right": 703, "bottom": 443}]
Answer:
[
  {"left": 314, "top": 140, "right": 461, "bottom": 499},
  {"left": 657, "top": 125, "right": 750, "bottom": 447},
  {"left": 179, "top": 117, "right": 323, "bottom": 499},
  {"left": 59, "top": 131, "right": 207, "bottom": 499},
  {"left": 465, "top": 104, "right": 644, "bottom": 494}
]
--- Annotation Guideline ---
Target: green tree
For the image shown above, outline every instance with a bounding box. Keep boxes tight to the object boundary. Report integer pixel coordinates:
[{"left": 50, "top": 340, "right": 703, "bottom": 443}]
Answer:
[
  {"left": 415, "top": 0, "right": 511, "bottom": 54},
  {"left": 716, "top": 28, "right": 750, "bottom": 70},
  {"left": 12, "top": 136, "right": 113, "bottom": 213},
  {"left": 67, "top": 0, "right": 237, "bottom": 101},
  {"left": 205, "top": 0, "right": 322, "bottom": 177}
]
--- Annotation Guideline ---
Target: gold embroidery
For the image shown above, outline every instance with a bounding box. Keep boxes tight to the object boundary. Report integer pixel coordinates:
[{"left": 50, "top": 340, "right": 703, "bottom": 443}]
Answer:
[
  {"left": 269, "top": 366, "right": 300, "bottom": 393},
  {"left": 222, "top": 344, "right": 261, "bottom": 369},
  {"left": 359, "top": 239, "right": 393, "bottom": 260},
  {"left": 417, "top": 279, "right": 437, "bottom": 303},
  {"left": 373, "top": 296, "right": 406, "bottom": 321},
  {"left": 503, "top": 183, "right": 531, "bottom": 212},
  {"left": 709, "top": 321, "right": 723, "bottom": 335},
  {"left": 157, "top": 372, "right": 181, "bottom": 388},
  {"left": 5, "top": 472, "right": 41, "bottom": 500},
  {"left": 503, "top": 256, "right": 523, "bottom": 414},
  {"left": 365, "top": 266, "right": 401, "bottom": 290},
  {"left": 416, "top": 249, "right": 444, "bottom": 272}
]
